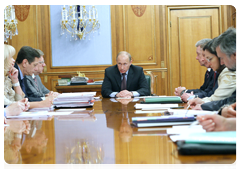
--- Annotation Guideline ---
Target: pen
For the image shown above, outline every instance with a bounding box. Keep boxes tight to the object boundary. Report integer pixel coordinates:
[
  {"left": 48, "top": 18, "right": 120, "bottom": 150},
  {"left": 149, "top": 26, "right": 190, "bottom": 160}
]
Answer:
[
  {"left": 188, "top": 120, "right": 199, "bottom": 128},
  {"left": 185, "top": 104, "right": 191, "bottom": 116},
  {"left": 186, "top": 104, "right": 191, "bottom": 110},
  {"left": 25, "top": 98, "right": 28, "bottom": 106}
]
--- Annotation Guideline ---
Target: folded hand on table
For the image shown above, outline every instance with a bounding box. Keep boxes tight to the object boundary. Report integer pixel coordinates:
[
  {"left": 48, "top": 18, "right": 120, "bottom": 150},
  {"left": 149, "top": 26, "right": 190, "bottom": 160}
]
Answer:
[
  {"left": 174, "top": 86, "right": 186, "bottom": 96},
  {"left": 116, "top": 90, "right": 133, "bottom": 98}
]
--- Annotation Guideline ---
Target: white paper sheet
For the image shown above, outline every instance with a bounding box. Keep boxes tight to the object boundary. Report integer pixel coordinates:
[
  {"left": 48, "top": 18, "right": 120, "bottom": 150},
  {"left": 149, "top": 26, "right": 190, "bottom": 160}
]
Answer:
[
  {"left": 135, "top": 121, "right": 192, "bottom": 127},
  {"left": 6, "top": 111, "right": 73, "bottom": 119},
  {"left": 134, "top": 103, "right": 178, "bottom": 109},
  {"left": 135, "top": 110, "right": 167, "bottom": 114},
  {"left": 167, "top": 125, "right": 206, "bottom": 135},
  {"left": 55, "top": 108, "right": 86, "bottom": 112},
  {"left": 167, "top": 109, "right": 217, "bottom": 116}
]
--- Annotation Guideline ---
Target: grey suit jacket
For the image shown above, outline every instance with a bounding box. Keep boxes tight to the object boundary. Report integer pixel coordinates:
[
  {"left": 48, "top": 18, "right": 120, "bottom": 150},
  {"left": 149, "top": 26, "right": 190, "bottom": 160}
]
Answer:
[{"left": 25, "top": 75, "right": 50, "bottom": 99}]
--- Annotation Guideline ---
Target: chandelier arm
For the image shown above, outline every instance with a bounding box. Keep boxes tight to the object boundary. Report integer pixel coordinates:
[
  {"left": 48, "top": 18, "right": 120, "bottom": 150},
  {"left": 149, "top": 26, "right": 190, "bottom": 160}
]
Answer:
[
  {"left": 60, "top": 5, "right": 100, "bottom": 40},
  {"left": 4, "top": 5, "right": 18, "bottom": 42}
]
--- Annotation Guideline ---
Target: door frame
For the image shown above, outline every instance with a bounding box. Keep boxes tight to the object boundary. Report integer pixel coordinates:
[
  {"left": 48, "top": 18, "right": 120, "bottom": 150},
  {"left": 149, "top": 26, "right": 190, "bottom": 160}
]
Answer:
[{"left": 166, "top": 5, "right": 222, "bottom": 95}]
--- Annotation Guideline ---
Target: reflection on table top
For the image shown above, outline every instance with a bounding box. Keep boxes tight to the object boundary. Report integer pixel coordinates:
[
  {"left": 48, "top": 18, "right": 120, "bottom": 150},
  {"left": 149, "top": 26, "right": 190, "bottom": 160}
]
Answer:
[{"left": 4, "top": 98, "right": 236, "bottom": 164}]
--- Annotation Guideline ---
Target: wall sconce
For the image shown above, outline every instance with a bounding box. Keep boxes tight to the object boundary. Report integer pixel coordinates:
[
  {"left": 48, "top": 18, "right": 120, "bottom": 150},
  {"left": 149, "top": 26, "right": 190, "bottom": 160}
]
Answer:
[
  {"left": 60, "top": 5, "right": 100, "bottom": 41},
  {"left": 4, "top": 5, "right": 18, "bottom": 42}
]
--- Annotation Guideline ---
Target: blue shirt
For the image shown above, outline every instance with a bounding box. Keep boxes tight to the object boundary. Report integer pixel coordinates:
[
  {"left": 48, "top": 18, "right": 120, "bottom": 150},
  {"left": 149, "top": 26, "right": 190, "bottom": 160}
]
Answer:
[{"left": 18, "top": 65, "right": 24, "bottom": 81}]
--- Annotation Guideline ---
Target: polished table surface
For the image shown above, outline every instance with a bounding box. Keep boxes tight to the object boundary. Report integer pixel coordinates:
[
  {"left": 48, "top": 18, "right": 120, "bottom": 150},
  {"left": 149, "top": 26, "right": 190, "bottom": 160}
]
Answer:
[{"left": 4, "top": 98, "right": 236, "bottom": 164}]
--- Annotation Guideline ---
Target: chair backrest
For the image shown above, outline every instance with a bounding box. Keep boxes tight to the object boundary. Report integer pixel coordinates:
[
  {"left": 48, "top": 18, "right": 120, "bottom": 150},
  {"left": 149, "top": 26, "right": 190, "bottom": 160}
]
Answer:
[{"left": 145, "top": 75, "right": 151, "bottom": 96}]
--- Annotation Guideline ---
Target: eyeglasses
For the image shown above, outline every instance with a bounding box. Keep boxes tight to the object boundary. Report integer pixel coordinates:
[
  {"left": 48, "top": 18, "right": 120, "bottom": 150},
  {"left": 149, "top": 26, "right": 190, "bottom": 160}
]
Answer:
[
  {"left": 39, "top": 60, "right": 45, "bottom": 65},
  {"left": 206, "top": 56, "right": 214, "bottom": 62}
]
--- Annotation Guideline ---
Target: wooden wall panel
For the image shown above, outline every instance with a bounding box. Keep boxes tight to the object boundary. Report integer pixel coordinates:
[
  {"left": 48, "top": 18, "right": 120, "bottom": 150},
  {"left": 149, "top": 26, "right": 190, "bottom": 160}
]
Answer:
[
  {"left": 167, "top": 6, "right": 222, "bottom": 95},
  {"left": 7, "top": 5, "right": 235, "bottom": 96},
  {"left": 111, "top": 5, "right": 124, "bottom": 65},
  {"left": 221, "top": 5, "right": 236, "bottom": 32},
  {"left": 124, "top": 5, "right": 156, "bottom": 65},
  {"left": 10, "top": 5, "right": 38, "bottom": 59},
  {"left": 231, "top": 6, "right": 236, "bottom": 28},
  {"left": 111, "top": 5, "right": 166, "bottom": 95}
]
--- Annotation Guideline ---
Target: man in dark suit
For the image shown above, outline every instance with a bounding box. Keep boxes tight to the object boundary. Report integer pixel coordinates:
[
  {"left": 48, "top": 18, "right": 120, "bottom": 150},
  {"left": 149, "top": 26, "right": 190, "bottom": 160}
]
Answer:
[
  {"left": 24, "top": 49, "right": 59, "bottom": 100},
  {"left": 14, "top": 46, "right": 44, "bottom": 102},
  {"left": 101, "top": 51, "right": 149, "bottom": 98},
  {"left": 189, "top": 27, "right": 236, "bottom": 112},
  {"left": 174, "top": 38, "right": 217, "bottom": 102}
]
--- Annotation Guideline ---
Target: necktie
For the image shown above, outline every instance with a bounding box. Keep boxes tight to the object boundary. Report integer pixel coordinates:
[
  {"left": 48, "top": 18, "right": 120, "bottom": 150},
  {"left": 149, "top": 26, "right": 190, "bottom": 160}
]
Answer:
[
  {"left": 206, "top": 71, "right": 210, "bottom": 79},
  {"left": 121, "top": 73, "right": 126, "bottom": 90},
  {"left": 213, "top": 72, "right": 216, "bottom": 87}
]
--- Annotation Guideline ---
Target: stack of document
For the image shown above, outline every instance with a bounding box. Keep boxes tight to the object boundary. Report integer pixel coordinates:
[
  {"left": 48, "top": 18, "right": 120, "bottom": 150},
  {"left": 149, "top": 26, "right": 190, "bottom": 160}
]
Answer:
[
  {"left": 134, "top": 103, "right": 179, "bottom": 112},
  {"left": 53, "top": 92, "right": 96, "bottom": 108},
  {"left": 132, "top": 115, "right": 195, "bottom": 127},
  {"left": 27, "top": 106, "right": 55, "bottom": 112}
]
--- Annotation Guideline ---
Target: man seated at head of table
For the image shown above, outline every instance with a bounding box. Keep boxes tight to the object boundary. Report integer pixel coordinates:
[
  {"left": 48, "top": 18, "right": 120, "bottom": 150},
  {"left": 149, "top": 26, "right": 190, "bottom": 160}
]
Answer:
[
  {"left": 4, "top": 45, "right": 53, "bottom": 109},
  {"left": 175, "top": 38, "right": 218, "bottom": 102},
  {"left": 24, "top": 49, "right": 59, "bottom": 100},
  {"left": 101, "top": 51, "right": 149, "bottom": 98},
  {"left": 188, "top": 27, "right": 236, "bottom": 112}
]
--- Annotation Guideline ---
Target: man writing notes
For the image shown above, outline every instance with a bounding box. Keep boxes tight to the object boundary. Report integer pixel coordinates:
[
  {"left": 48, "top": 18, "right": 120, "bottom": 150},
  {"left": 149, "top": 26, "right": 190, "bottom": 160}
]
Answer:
[
  {"left": 101, "top": 51, "right": 149, "bottom": 98},
  {"left": 174, "top": 38, "right": 217, "bottom": 102},
  {"left": 189, "top": 27, "right": 236, "bottom": 111},
  {"left": 25, "top": 49, "right": 59, "bottom": 100}
]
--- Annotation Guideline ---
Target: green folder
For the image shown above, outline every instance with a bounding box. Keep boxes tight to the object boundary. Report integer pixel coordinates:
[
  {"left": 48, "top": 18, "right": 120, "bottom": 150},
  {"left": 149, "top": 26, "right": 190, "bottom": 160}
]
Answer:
[
  {"left": 143, "top": 96, "right": 182, "bottom": 103},
  {"left": 185, "top": 131, "right": 236, "bottom": 144}
]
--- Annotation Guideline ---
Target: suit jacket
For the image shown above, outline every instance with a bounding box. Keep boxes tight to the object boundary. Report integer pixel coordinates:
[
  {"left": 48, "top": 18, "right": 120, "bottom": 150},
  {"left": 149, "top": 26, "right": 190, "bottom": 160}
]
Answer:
[
  {"left": 202, "top": 68, "right": 236, "bottom": 103},
  {"left": 186, "top": 69, "right": 215, "bottom": 97},
  {"left": 101, "top": 64, "right": 149, "bottom": 97},
  {"left": 25, "top": 75, "right": 50, "bottom": 98},
  {"left": 201, "top": 90, "right": 236, "bottom": 111},
  {"left": 194, "top": 71, "right": 219, "bottom": 98},
  {"left": 14, "top": 63, "right": 42, "bottom": 102}
]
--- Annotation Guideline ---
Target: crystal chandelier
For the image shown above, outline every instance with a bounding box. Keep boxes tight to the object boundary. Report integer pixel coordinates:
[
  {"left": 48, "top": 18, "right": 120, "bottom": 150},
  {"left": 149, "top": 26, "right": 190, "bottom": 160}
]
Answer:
[
  {"left": 60, "top": 5, "right": 100, "bottom": 41},
  {"left": 4, "top": 5, "right": 18, "bottom": 42}
]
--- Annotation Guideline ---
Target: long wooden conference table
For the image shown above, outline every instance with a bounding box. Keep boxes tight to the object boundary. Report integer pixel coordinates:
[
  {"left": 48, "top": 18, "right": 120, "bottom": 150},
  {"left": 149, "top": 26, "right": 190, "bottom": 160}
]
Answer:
[{"left": 4, "top": 98, "right": 236, "bottom": 164}]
